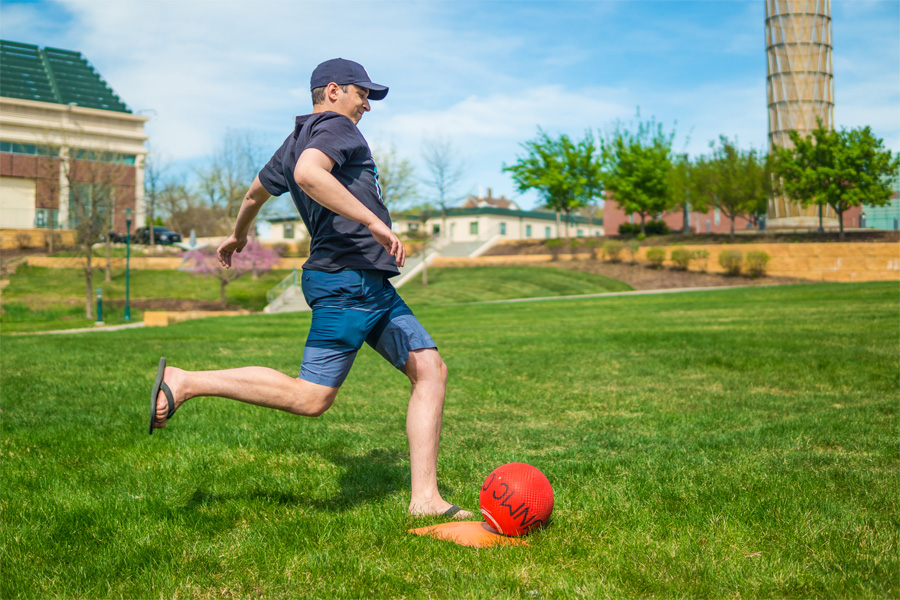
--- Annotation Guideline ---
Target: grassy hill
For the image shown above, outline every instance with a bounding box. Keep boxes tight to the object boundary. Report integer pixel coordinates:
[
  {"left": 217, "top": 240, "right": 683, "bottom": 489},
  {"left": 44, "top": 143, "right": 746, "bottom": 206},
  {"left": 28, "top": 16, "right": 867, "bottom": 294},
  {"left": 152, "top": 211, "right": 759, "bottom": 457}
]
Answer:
[
  {"left": 0, "top": 265, "right": 631, "bottom": 332},
  {"left": 1, "top": 282, "right": 897, "bottom": 598}
]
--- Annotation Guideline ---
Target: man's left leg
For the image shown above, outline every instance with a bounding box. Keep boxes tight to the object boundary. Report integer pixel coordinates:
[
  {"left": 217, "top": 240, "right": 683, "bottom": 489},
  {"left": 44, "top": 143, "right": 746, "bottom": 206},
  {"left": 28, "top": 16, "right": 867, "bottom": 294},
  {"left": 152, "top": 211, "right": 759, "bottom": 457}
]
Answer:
[{"left": 405, "top": 348, "right": 472, "bottom": 519}]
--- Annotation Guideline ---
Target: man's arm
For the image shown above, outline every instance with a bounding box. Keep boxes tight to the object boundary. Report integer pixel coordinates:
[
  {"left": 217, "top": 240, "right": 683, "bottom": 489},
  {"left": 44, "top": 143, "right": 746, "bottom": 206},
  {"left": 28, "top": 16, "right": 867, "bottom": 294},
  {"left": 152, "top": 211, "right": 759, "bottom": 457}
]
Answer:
[
  {"left": 294, "top": 148, "right": 405, "bottom": 267},
  {"left": 217, "top": 176, "right": 271, "bottom": 268}
]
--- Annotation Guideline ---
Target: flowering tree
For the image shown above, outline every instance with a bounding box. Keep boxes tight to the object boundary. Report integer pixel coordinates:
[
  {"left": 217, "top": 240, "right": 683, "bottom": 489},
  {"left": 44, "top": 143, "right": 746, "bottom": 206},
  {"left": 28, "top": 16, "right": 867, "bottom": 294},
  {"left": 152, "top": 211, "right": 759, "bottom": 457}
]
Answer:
[{"left": 185, "top": 239, "right": 279, "bottom": 305}]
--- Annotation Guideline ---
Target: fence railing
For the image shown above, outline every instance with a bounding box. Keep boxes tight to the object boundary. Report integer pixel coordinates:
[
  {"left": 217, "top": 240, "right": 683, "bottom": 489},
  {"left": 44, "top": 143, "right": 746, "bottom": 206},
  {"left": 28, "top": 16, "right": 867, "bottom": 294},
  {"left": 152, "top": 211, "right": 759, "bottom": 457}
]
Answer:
[{"left": 266, "top": 268, "right": 300, "bottom": 304}]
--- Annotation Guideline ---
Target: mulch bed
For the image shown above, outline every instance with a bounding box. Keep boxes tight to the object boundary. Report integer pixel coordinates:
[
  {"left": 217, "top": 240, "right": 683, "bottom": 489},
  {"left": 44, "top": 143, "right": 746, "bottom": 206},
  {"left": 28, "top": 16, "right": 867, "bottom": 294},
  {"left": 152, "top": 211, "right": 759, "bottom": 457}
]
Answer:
[
  {"left": 543, "top": 259, "right": 809, "bottom": 291},
  {"left": 486, "top": 230, "right": 899, "bottom": 256}
]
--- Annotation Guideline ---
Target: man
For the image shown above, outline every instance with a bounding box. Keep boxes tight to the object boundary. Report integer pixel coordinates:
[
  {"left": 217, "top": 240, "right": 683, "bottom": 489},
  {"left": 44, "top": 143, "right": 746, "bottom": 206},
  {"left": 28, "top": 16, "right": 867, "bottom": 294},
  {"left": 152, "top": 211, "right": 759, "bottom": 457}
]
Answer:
[{"left": 149, "top": 58, "right": 470, "bottom": 519}]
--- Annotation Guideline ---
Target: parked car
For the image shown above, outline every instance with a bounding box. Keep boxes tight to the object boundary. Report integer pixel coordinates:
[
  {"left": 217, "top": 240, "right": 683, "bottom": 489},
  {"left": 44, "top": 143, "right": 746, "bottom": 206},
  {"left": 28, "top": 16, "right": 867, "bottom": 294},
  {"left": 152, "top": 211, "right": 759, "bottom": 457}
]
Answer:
[
  {"left": 100, "top": 231, "right": 124, "bottom": 243},
  {"left": 133, "top": 226, "right": 183, "bottom": 245}
]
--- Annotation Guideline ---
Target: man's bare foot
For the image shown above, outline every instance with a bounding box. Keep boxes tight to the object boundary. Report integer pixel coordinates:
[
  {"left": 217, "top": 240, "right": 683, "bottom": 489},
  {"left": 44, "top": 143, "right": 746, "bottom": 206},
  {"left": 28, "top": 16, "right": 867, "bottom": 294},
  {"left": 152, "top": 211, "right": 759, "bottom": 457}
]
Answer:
[
  {"left": 409, "top": 500, "right": 474, "bottom": 520},
  {"left": 154, "top": 366, "right": 188, "bottom": 429}
]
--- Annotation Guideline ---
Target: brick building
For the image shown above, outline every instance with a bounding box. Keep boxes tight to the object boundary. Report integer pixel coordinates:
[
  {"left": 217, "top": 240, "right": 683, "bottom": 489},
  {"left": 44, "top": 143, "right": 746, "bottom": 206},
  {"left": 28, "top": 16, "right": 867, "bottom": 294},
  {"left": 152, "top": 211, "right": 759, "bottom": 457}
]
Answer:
[
  {"left": 602, "top": 192, "right": 864, "bottom": 235},
  {"left": 0, "top": 40, "right": 148, "bottom": 245}
]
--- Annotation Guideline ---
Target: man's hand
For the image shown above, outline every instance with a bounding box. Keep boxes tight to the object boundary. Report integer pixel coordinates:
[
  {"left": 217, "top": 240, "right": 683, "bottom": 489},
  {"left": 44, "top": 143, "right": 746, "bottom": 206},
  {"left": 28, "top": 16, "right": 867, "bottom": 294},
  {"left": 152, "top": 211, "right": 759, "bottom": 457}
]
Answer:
[
  {"left": 217, "top": 234, "right": 248, "bottom": 268},
  {"left": 367, "top": 219, "right": 406, "bottom": 268}
]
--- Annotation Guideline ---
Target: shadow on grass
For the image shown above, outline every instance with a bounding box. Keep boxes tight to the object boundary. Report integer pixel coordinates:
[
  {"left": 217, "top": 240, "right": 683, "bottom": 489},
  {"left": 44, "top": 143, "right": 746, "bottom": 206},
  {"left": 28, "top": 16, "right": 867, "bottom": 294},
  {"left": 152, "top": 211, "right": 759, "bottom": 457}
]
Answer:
[
  {"left": 313, "top": 448, "right": 407, "bottom": 512},
  {"left": 181, "top": 448, "right": 408, "bottom": 514}
]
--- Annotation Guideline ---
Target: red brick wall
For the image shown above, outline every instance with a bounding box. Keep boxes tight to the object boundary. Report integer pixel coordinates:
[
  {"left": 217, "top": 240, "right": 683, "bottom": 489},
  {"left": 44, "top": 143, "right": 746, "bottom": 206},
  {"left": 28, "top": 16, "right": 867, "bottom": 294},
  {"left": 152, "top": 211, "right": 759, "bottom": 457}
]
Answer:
[
  {"left": 603, "top": 197, "right": 756, "bottom": 234},
  {"left": 0, "top": 153, "right": 62, "bottom": 210},
  {"left": 603, "top": 193, "right": 865, "bottom": 233},
  {"left": 1, "top": 152, "right": 136, "bottom": 230}
]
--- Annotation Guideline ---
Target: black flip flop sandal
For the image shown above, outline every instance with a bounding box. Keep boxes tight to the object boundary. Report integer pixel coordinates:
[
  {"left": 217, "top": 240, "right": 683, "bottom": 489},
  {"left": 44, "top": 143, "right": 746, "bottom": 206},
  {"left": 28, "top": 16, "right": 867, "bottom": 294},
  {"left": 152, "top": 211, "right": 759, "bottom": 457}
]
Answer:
[
  {"left": 442, "top": 505, "right": 463, "bottom": 518},
  {"left": 149, "top": 357, "right": 176, "bottom": 434}
]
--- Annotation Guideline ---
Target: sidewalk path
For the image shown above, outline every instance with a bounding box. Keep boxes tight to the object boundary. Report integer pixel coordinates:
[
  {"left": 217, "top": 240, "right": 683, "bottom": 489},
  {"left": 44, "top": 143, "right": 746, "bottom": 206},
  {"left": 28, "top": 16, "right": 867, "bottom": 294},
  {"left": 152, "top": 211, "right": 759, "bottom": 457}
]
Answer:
[
  {"left": 7, "top": 322, "right": 146, "bottom": 336},
  {"left": 7, "top": 284, "right": 783, "bottom": 335},
  {"left": 460, "top": 285, "right": 761, "bottom": 306}
]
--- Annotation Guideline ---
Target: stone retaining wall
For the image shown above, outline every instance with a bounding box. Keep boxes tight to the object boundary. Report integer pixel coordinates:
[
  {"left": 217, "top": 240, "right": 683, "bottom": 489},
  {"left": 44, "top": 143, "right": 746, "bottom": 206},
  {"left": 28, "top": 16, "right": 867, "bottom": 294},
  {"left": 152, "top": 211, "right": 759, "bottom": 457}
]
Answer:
[
  {"left": 435, "top": 242, "right": 899, "bottom": 282},
  {"left": 22, "top": 243, "right": 900, "bottom": 282},
  {"left": 1, "top": 229, "right": 77, "bottom": 250},
  {"left": 26, "top": 256, "right": 309, "bottom": 270}
]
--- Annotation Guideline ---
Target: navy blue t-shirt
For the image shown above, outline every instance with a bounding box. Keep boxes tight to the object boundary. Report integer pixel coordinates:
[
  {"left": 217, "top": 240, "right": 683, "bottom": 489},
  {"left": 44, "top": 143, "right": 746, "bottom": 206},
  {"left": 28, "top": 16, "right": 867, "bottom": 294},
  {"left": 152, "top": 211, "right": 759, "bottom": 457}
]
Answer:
[{"left": 258, "top": 112, "right": 398, "bottom": 275}]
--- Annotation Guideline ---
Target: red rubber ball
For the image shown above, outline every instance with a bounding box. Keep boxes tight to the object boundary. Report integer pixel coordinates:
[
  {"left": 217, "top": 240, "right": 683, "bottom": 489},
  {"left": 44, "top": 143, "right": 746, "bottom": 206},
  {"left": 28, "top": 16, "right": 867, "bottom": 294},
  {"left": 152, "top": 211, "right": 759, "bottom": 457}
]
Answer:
[{"left": 479, "top": 462, "right": 554, "bottom": 537}]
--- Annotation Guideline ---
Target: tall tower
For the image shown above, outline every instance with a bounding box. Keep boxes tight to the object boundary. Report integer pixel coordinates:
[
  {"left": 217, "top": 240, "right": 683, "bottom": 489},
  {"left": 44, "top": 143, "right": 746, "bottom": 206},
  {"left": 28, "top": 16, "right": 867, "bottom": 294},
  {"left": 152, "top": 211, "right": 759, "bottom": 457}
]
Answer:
[{"left": 765, "top": 0, "right": 835, "bottom": 228}]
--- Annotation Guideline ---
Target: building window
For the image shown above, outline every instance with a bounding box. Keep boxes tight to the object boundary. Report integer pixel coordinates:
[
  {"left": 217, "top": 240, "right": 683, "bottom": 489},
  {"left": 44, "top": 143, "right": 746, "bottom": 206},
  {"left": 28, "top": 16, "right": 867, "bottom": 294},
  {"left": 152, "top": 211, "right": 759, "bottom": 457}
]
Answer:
[
  {"left": 499, "top": 222, "right": 506, "bottom": 235},
  {"left": 629, "top": 214, "right": 634, "bottom": 224},
  {"left": 714, "top": 208, "right": 721, "bottom": 226},
  {"left": 526, "top": 224, "right": 532, "bottom": 237},
  {"left": 34, "top": 208, "right": 59, "bottom": 229},
  {"left": 545, "top": 226, "right": 551, "bottom": 238},
  {"left": 284, "top": 223, "right": 295, "bottom": 239},
  {"left": 577, "top": 229, "right": 584, "bottom": 237},
  {"left": 409, "top": 222, "right": 420, "bottom": 232},
  {"left": 72, "top": 149, "right": 136, "bottom": 165},
  {"left": 0, "top": 141, "right": 60, "bottom": 157},
  {"left": 432, "top": 224, "right": 440, "bottom": 235},
  {"left": 470, "top": 221, "right": 478, "bottom": 235},
  {"left": 68, "top": 182, "right": 113, "bottom": 230}
]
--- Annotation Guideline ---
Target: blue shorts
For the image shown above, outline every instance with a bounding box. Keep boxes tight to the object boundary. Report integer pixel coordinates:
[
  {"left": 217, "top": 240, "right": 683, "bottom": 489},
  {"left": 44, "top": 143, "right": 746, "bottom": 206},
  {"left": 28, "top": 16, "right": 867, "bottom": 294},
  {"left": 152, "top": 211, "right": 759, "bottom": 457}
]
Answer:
[{"left": 298, "top": 269, "right": 436, "bottom": 387}]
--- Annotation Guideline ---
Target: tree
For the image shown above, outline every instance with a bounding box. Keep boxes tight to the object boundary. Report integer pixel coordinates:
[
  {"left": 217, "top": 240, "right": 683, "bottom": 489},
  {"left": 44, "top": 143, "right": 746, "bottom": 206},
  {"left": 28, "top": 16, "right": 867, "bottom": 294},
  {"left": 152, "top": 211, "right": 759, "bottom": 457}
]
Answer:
[
  {"left": 184, "top": 239, "right": 279, "bottom": 304},
  {"left": 194, "top": 129, "right": 266, "bottom": 219},
  {"left": 421, "top": 136, "right": 466, "bottom": 238},
  {"left": 155, "top": 176, "right": 231, "bottom": 238},
  {"left": 62, "top": 149, "right": 131, "bottom": 318},
  {"left": 668, "top": 153, "right": 708, "bottom": 235},
  {"left": 693, "top": 137, "right": 771, "bottom": 238},
  {"left": 772, "top": 120, "right": 900, "bottom": 240},
  {"left": 599, "top": 117, "right": 676, "bottom": 236},
  {"left": 143, "top": 150, "right": 168, "bottom": 246},
  {"left": 504, "top": 128, "right": 603, "bottom": 239},
  {"left": 372, "top": 145, "right": 418, "bottom": 210}
]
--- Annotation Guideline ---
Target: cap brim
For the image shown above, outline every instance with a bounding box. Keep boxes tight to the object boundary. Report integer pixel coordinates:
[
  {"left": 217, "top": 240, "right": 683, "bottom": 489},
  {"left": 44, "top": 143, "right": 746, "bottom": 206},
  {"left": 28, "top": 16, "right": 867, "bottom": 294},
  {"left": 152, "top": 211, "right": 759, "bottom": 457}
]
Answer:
[{"left": 359, "top": 82, "right": 388, "bottom": 101}]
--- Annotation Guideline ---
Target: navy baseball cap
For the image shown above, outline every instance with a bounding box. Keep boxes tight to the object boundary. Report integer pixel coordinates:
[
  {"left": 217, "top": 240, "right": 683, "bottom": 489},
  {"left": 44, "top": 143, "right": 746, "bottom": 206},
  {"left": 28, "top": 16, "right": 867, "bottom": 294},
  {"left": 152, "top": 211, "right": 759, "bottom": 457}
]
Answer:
[{"left": 310, "top": 58, "right": 389, "bottom": 101}]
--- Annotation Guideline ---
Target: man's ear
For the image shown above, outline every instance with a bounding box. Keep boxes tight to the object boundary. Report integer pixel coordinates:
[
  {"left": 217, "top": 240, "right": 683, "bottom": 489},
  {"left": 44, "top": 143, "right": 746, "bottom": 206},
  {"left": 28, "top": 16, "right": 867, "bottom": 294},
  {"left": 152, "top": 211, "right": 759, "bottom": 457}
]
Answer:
[{"left": 326, "top": 82, "right": 341, "bottom": 101}]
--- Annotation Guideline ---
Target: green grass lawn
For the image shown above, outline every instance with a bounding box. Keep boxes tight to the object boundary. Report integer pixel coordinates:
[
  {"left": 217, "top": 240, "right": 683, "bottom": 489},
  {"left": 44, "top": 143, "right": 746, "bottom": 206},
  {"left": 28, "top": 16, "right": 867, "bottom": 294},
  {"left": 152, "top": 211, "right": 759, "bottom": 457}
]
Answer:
[
  {"left": 399, "top": 266, "right": 632, "bottom": 306},
  {"left": 0, "top": 265, "right": 294, "bottom": 333},
  {"left": 0, "top": 265, "right": 630, "bottom": 333},
  {"left": 1, "top": 282, "right": 897, "bottom": 598}
]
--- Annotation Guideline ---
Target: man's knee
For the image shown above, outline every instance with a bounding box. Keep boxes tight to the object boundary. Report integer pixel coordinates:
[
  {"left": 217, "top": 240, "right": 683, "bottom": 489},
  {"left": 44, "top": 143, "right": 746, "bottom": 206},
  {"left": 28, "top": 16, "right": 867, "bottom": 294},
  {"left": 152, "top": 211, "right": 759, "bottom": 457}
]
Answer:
[
  {"left": 406, "top": 349, "right": 446, "bottom": 384},
  {"left": 287, "top": 380, "right": 338, "bottom": 417}
]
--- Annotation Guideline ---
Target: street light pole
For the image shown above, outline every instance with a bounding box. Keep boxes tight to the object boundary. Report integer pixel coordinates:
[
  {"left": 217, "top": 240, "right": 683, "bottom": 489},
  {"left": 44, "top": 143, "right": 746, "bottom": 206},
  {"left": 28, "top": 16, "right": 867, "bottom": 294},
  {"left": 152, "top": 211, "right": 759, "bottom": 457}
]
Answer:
[{"left": 124, "top": 208, "right": 134, "bottom": 322}]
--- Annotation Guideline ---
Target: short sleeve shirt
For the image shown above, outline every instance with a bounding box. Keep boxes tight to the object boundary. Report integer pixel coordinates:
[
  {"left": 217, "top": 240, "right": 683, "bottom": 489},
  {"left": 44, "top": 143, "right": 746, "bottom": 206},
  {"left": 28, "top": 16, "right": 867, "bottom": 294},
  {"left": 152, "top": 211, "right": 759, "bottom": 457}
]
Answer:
[{"left": 258, "top": 112, "right": 398, "bottom": 275}]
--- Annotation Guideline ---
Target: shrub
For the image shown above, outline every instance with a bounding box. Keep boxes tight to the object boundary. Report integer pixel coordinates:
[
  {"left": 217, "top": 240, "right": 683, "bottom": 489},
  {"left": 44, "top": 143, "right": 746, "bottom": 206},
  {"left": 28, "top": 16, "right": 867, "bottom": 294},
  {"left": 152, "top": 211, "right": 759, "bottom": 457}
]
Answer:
[
  {"left": 602, "top": 240, "right": 624, "bottom": 262},
  {"left": 270, "top": 243, "right": 291, "bottom": 257},
  {"left": 693, "top": 249, "right": 711, "bottom": 272},
  {"left": 646, "top": 246, "right": 666, "bottom": 268},
  {"left": 626, "top": 239, "right": 641, "bottom": 263},
  {"left": 618, "top": 220, "right": 669, "bottom": 236},
  {"left": 745, "top": 251, "right": 771, "bottom": 278},
  {"left": 718, "top": 250, "right": 743, "bottom": 276},
  {"left": 15, "top": 232, "right": 31, "bottom": 249},
  {"left": 670, "top": 247, "right": 693, "bottom": 270},
  {"left": 637, "top": 233, "right": 646, "bottom": 242},
  {"left": 618, "top": 222, "right": 641, "bottom": 236},
  {"left": 584, "top": 238, "right": 602, "bottom": 259},
  {"left": 644, "top": 220, "right": 670, "bottom": 236},
  {"left": 545, "top": 238, "right": 564, "bottom": 261},
  {"left": 44, "top": 231, "right": 63, "bottom": 249}
]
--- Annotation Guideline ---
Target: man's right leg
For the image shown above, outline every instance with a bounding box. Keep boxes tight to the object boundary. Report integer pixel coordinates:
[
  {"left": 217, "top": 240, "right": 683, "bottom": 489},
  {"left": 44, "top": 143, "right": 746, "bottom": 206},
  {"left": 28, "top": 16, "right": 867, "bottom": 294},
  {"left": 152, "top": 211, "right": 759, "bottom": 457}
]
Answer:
[{"left": 153, "top": 366, "right": 339, "bottom": 429}]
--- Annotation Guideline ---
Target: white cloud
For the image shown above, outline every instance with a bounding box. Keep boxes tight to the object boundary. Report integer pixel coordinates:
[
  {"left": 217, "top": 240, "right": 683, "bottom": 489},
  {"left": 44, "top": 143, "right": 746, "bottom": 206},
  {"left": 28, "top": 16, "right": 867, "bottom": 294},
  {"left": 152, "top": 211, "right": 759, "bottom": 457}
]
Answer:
[{"left": 2, "top": 0, "right": 895, "bottom": 209}]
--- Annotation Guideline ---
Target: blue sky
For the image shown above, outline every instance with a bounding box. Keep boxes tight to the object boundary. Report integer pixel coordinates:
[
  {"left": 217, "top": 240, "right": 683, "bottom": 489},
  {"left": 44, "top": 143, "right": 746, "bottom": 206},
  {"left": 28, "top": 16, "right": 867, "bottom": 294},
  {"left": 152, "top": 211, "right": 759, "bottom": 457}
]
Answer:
[{"left": 2, "top": 0, "right": 898, "bottom": 211}]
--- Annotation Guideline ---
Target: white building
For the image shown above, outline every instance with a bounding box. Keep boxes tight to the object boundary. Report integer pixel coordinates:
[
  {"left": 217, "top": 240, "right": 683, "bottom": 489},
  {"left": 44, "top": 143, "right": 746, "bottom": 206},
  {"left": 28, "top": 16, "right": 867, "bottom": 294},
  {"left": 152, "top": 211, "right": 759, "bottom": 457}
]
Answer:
[{"left": 0, "top": 40, "right": 149, "bottom": 244}]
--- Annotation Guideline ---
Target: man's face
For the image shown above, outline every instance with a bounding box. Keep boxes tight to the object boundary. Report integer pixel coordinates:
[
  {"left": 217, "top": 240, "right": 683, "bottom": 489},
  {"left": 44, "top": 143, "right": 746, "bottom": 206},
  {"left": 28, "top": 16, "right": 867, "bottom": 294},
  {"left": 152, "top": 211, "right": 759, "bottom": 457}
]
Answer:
[{"left": 332, "top": 84, "right": 371, "bottom": 124}]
